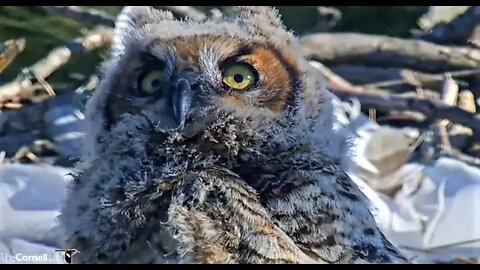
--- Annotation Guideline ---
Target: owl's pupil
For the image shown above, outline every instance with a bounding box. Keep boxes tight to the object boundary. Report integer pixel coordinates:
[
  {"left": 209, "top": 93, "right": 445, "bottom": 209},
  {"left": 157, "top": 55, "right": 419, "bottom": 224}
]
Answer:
[
  {"left": 233, "top": 74, "right": 243, "bottom": 83},
  {"left": 151, "top": 79, "right": 161, "bottom": 88}
]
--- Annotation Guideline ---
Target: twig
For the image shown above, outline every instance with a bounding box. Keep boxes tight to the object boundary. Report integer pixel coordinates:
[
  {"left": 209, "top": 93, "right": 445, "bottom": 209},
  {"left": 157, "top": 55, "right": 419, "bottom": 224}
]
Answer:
[
  {"left": 333, "top": 66, "right": 480, "bottom": 89},
  {"left": 311, "top": 61, "right": 437, "bottom": 99},
  {"left": 0, "top": 38, "right": 26, "bottom": 74},
  {"left": 376, "top": 111, "right": 427, "bottom": 125},
  {"left": 439, "top": 74, "right": 459, "bottom": 110},
  {"left": 316, "top": 6, "right": 341, "bottom": 27},
  {"left": 310, "top": 61, "right": 480, "bottom": 139},
  {"left": 0, "top": 26, "right": 114, "bottom": 105},
  {"left": 414, "top": 6, "right": 480, "bottom": 45},
  {"left": 442, "top": 147, "right": 480, "bottom": 167},
  {"left": 334, "top": 90, "right": 480, "bottom": 139},
  {"left": 308, "top": 6, "right": 342, "bottom": 32},
  {"left": 468, "top": 38, "right": 480, "bottom": 49},
  {"left": 40, "top": 6, "right": 116, "bottom": 27},
  {"left": 458, "top": 90, "right": 477, "bottom": 113},
  {"left": 156, "top": 6, "right": 207, "bottom": 22},
  {"left": 310, "top": 61, "right": 364, "bottom": 93},
  {"left": 34, "top": 72, "right": 56, "bottom": 97},
  {"left": 0, "top": 132, "right": 37, "bottom": 156},
  {"left": 330, "top": 65, "right": 415, "bottom": 87},
  {"left": 452, "top": 257, "right": 480, "bottom": 264},
  {"left": 2, "top": 102, "right": 22, "bottom": 109},
  {"left": 436, "top": 73, "right": 459, "bottom": 151},
  {"left": 13, "top": 146, "right": 40, "bottom": 163},
  {"left": 301, "top": 33, "right": 480, "bottom": 73},
  {"left": 449, "top": 90, "right": 476, "bottom": 148}
]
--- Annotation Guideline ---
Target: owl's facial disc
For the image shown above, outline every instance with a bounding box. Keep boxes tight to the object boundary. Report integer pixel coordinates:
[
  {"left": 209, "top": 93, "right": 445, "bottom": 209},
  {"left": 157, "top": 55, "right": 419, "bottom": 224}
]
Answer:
[{"left": 104, "top": 35, "right": 303, "bottom": 137}]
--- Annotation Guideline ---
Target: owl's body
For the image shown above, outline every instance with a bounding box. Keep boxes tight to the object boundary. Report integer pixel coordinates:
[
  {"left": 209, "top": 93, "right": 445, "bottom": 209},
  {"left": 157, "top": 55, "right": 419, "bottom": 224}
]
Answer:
[{"left": 60, "top": 6, "right": 409, "bottom": 264}]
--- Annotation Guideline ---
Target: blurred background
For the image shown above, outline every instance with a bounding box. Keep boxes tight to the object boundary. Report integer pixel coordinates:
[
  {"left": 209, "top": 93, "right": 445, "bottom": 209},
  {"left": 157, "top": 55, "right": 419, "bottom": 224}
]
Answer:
[
  {"left": 0, "top": 6, "right": 449, "bottom": 82},
  {"left": 0, "top": 6, "right": 478, "bottom": 264}
]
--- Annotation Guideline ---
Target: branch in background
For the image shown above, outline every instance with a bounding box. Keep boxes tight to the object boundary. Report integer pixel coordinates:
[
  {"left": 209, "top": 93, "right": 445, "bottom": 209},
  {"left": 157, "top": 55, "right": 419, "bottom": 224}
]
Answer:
[
  {"left": 40, "top": 6, "right": 116, "bottom": 27},
  {"left": 449, "top": 89, "right": 476, "bottom": 150},
  {"left": 330, "top": 65, "right": 480, "bottom": 90},
  {"left": 330, "top": 65, "right": 409, "bottom": 86},
  {"left": 317, "top": 6, "right": 341, "bottom": 28},
  {"left": 435, "top": 73, "right": 459, "bottom": 151},
  {"left": 334, "top": 89, "right": 480, "bottom": 139},
  {"left": 308, "top": 6, "right": 342, "bottom": 32},
  {"left": 365, "top": 68, "right": 480, "bottom": 90},
  {"left": 300, "top": 33, "right": 480, "bottom": 73},
  {"left": 0, "top": 132, "right": 37, "bottom": 157},
  {"left": 0, "top": 38, "right": 26, "bottom": 74},
  {"left": 310, "top": 61, "right": 438, "bottom": 97},
  {"left": 414, "top": 6, "right": 480, "bottom": 45},
  {"left": 442, "top": 147, "right": 480, "bottom": 167},
  {"left": 0, "top": 77, "right": 96, "bottom": 158},
  {"left": 156, "top": 6, "right": 207, "bottom": 22},
  {"left": 0, "top": 27, "right": 113, "bottom": 105},
  {"left": 310, "top": 61, "right": 480, "bottom": 139},
  {"left": 309, "top": 61, "right": 364, "bottom": 93}
]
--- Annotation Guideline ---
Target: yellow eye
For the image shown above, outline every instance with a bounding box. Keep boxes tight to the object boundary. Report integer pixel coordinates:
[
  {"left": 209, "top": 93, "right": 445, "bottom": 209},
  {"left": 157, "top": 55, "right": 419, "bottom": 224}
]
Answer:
[
  {"left": 139, "top": 70, "right": 166, "bottom": 95},
  {"left": 222, "top": 64, "right": 257, "bottom": 90}
]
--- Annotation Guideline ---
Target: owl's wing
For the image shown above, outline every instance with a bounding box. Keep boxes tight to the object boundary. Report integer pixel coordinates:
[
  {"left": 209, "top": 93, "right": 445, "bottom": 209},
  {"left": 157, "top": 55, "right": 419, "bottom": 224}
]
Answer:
[
  {"left": 163, "top": 166, "right": 319, "bottom": 264},
  {"left": 248, "top": 165, "right": 410, "bottom": 264}
]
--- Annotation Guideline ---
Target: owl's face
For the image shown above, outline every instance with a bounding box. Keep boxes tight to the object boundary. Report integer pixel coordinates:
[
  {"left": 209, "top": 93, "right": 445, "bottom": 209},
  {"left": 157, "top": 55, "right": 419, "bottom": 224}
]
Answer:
[
  {"left": 105, "top": 34, "right": 300, "bottom": 137},
  {"left": 88, "top": 7, "right": 339, "bottom": 160}
]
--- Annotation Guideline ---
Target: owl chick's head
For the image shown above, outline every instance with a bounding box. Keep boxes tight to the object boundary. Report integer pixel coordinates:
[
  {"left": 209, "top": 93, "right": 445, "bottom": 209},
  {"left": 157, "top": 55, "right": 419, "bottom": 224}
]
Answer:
[{"left": 85, "top": 6, "right": 346, "bottom": 164}]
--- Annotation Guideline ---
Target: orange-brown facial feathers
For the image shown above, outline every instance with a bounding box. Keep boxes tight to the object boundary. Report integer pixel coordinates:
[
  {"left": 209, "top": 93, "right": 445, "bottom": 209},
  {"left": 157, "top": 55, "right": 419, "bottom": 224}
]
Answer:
[
  {"left": 168, "top": 35, "right": 301, "bottom": 112},
  {"left": 233, "top": 46, "right": 300, "bottom": 112},
  {"left": 104, "top": 34, "right": 301, "bottom": 128}
]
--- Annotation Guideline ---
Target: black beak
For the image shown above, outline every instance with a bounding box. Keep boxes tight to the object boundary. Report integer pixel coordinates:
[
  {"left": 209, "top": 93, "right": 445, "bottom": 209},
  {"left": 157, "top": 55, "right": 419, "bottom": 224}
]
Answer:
[{"left": 171, "top": 78, "right": 193, "bottom": 130}]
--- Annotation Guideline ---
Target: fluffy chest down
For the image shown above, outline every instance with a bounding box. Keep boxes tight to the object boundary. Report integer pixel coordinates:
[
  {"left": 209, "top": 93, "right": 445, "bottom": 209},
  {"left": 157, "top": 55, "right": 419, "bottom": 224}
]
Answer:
[{"left": 60, "top": 114, "right": 408, "bottom": 264}]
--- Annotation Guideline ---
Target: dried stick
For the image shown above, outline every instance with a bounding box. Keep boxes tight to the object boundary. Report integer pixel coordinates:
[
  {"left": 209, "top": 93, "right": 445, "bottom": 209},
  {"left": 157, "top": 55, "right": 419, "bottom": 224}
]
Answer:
[
  {"left": 40, "top": 6, "right": 116, "bottom": 27},
  {"left": 310, "top": 61, "right": 364, "bottom": 93},
  {"left": 0, "top": 38, "right": 26, "bottom": 74},
  {"left": 330, "top": 65, "right": 413, "bottom": 86},
  {"left": 331, "top": 65, "right": 480, "bottom": 90},
  {"left": 333, "top": 90, "right": 480, "bottom": 139},
  {"left": 0, "top": 27, "right": 114, "bottom": 105},
  {"left": 449, "top": 90, "right": 476, "bottom": 148},
  {"left": 414, "top": 6, "right": 480, "bottom": 45},
  {"left": 316, "top": 6, "right": 341, "bottom": 27},
  {"left": 442, "top": 148, "right": 480, "bottom": 167},
  {"left": 301, "top": 33, "right": 480, "bottom": 73},
  {"left": 309, "top": 61, "right": 480, "bottom": 139},
  {"left": 308, "top": 6, "right": 342, "bottom": 32},
  {"left": 436, "top": 73, "right": 459, "bottom": 151}
]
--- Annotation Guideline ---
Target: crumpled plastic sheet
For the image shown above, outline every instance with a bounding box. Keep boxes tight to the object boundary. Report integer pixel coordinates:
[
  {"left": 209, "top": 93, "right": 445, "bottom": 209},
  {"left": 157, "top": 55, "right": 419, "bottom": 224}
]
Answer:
[
  {"left": 0, "top": 164, "right": 70, "bottom": 264},
  {"left": 333, "top": 97, "right": 480, "bottom": 263},
  {"left": 0, "top": 97, "right": 478, "bottom": 264}
]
